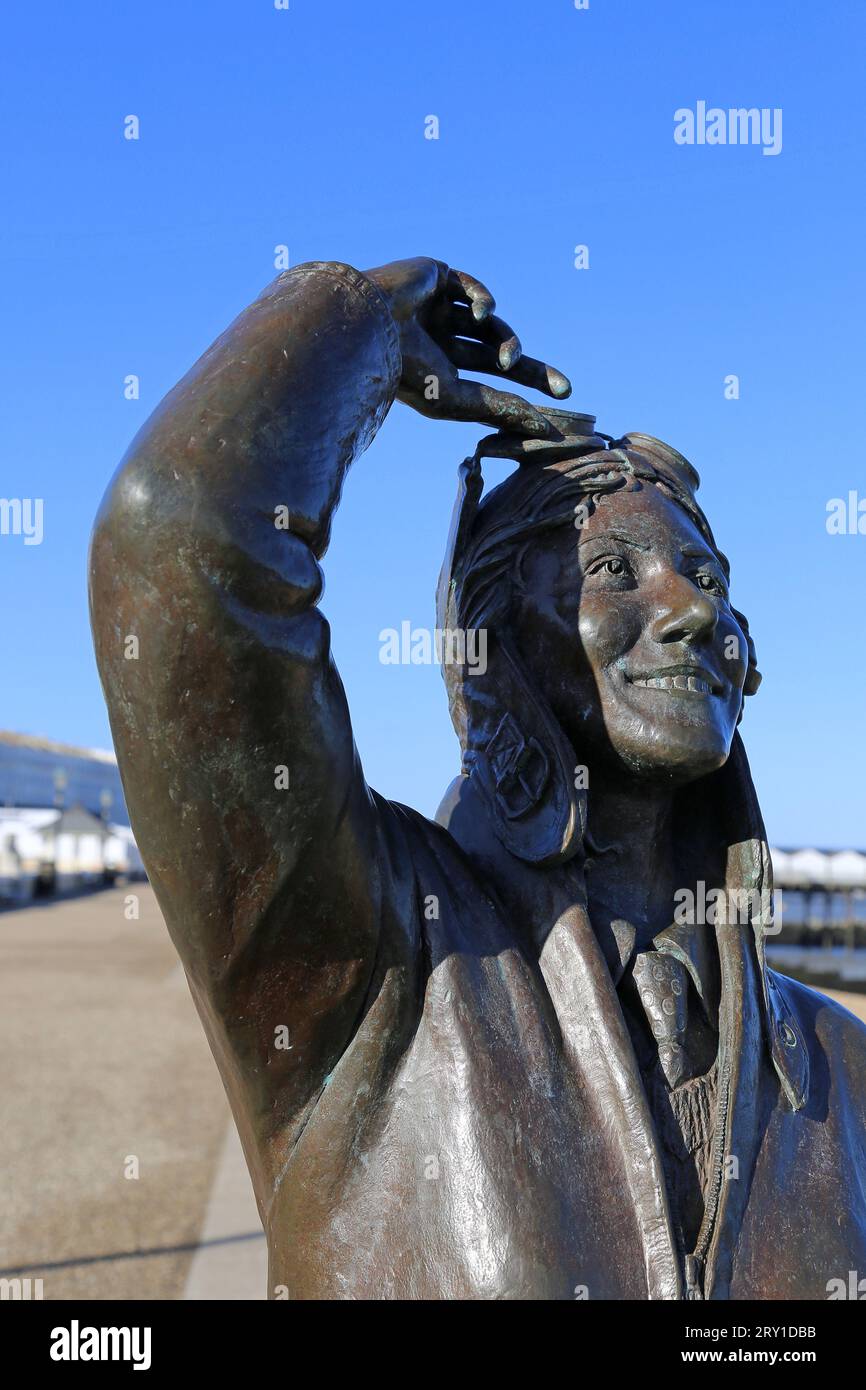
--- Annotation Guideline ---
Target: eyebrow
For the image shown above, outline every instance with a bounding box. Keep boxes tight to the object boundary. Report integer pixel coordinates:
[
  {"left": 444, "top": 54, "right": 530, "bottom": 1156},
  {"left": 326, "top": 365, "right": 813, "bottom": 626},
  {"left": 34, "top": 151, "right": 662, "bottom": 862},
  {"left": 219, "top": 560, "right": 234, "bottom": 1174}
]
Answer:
[
  {"left": 578, "top": 531, "right": 651, "bottom": 551},
  {"left": 577, "top": 534, "right": 721, "bottom": 564}
]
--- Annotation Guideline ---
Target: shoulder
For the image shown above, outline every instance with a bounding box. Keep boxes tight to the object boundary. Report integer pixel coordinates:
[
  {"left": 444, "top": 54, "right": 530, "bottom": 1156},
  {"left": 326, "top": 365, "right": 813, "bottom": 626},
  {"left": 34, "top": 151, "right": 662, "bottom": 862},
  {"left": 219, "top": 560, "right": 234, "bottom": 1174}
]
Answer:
[
  {"left": 381, "top": 793, "right": 476, "bottom": 873},
  {"left": 771, "top": 968, "right": 866, "bottom": 1044},
  {"left": 769, "top": 968, "right": 866, "bottom": 1113}
]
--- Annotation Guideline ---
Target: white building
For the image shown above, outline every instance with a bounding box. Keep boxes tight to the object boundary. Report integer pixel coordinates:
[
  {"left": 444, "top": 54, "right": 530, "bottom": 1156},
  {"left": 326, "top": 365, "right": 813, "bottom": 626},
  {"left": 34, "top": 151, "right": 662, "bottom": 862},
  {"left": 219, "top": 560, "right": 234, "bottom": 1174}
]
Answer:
[{"left": 0, "top": 733, "right": 143, "bottom": 905}]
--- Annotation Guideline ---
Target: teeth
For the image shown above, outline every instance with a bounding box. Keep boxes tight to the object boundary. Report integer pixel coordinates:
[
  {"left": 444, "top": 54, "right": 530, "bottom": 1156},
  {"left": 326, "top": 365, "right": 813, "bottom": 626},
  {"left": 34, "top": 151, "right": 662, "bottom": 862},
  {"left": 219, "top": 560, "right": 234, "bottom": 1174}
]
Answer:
[{"left": 631, "top": 674, "right": 714, "bottom": 694}]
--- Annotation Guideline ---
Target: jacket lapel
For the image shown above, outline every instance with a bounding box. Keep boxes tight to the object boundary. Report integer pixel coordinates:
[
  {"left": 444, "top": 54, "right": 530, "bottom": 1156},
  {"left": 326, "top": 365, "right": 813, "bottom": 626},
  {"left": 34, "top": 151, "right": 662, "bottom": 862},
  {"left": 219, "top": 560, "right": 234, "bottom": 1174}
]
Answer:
[
  {"left": 702, "top": 827, "right": 809, "bottom": 1296},
  {"left": 539, "top": 902, "right": 683, "bottom": 1299}
]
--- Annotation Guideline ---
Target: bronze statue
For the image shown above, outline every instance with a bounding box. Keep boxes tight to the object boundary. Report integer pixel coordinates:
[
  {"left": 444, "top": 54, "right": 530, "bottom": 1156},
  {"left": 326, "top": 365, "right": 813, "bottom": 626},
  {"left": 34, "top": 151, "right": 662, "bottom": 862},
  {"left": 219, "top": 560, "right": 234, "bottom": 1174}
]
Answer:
[{"left": 89, "top": 258, "right": 866, "bottom": 1299}]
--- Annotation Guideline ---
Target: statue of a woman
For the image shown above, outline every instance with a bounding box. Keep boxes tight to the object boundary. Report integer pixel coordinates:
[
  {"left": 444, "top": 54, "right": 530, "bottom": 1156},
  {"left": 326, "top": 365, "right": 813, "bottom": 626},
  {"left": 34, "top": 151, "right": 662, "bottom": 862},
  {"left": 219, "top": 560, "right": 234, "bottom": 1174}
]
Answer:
[{"left": 90, "top": 258, "right": 866, "bottom": 1300}]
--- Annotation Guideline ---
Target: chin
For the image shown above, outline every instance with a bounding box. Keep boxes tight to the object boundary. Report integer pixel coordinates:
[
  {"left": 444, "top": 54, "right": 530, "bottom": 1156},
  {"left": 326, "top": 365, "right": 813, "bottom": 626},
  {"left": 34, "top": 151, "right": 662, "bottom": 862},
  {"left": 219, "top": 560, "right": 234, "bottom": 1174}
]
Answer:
[{"left": 614, "top": 736, "right": 732, "bottom": 786}]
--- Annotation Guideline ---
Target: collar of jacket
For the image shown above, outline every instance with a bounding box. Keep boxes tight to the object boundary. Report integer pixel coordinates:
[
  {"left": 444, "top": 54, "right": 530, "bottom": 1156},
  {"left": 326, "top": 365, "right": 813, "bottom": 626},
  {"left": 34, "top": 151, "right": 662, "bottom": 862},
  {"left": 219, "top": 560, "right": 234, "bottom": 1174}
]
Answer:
[
  {"left": 753, "top": 925, "right": 810, "bottom": 1112},
  {"left": 539, "top": 891, "right": 807, "bottom": 1300},
  {"left": 601, "top": 906, "right": 809, "bottom": 1115},
  {"left": 718, "top": 741, "right": 810, "bottom": 1115}
]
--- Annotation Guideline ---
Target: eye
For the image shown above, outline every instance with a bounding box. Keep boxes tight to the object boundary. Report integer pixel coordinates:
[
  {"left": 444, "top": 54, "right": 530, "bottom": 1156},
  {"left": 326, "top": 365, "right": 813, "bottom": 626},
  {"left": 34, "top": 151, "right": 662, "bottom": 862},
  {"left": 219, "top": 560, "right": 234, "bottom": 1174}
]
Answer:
[
  {"left": 694, "top": 570, "right": 727, "bottom": 598},
  {"left": 580, "top": 552, "right": 637, "bottom": 592},
  {"left": 587, "top": 555, "right": 629, "bottom": 578}
]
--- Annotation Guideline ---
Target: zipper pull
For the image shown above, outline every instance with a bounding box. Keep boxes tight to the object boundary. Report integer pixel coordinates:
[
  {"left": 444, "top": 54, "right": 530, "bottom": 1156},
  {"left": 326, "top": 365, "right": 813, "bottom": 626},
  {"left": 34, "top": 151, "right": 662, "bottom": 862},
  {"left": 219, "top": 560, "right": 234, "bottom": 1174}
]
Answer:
[{"left": 685, "top": 1254, "right": 704, "bottom": 1300}]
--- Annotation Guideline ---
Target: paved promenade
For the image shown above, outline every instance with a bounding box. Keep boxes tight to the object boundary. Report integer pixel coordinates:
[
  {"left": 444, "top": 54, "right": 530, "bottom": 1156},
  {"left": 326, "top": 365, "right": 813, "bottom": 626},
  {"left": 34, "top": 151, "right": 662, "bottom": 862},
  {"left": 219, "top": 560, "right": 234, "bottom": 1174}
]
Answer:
[{"left": 0, "top": 885, "right": 265, "bottom": 1299}]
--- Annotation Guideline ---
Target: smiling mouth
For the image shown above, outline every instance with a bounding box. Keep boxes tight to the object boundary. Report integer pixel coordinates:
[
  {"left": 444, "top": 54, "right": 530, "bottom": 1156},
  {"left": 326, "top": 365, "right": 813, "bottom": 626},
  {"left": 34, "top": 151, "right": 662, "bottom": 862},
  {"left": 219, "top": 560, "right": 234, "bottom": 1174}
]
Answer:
[{"left": 625, "top": 666, "right": 724, "bottom": 696}]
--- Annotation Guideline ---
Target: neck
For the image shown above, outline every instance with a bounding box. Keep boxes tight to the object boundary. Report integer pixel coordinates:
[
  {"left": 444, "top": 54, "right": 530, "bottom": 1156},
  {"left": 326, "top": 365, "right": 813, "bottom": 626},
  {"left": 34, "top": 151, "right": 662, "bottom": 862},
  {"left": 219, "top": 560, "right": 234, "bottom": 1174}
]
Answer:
[
  {"left": 584, "top": 771, "right": 677, "bottom": 941},
  {"left": 438, "top": 768, "right": 680, "bottom": 954}
]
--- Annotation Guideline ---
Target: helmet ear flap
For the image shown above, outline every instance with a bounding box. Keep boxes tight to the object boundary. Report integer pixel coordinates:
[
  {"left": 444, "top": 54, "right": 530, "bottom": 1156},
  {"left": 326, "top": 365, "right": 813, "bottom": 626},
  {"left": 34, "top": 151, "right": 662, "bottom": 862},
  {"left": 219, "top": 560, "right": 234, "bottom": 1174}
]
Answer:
[
  {"left": 437, "top": 451, "right": 584, "bottom": 866},
  {"left": 465, "top": 636, "right": 586, "bottom": 867},
  {"left": 436, "top": 455, "right": 482, "bottom": 635}
]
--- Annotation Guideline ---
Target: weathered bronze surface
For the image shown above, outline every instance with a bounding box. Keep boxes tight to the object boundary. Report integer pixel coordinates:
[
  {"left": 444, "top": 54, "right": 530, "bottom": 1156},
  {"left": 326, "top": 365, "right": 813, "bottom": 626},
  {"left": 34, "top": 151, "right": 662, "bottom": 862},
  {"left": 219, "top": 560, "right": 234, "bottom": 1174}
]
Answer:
[{"left": 90, "top": 258, "right": 866, "bottom": 1299}]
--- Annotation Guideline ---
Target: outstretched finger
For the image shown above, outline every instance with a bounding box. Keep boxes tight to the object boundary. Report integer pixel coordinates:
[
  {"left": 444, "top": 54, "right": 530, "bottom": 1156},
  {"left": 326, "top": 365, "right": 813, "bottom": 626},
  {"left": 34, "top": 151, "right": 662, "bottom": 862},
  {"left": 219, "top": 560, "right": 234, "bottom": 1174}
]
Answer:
[
  {"left": 445, "top": 340, "right": 572, "bottom": 399},
  {"left": 438, "top": 377, "right": 554, "bottom": 436},
  {"left": 446, "top": 269, "right": 496, "bottom": 322}
]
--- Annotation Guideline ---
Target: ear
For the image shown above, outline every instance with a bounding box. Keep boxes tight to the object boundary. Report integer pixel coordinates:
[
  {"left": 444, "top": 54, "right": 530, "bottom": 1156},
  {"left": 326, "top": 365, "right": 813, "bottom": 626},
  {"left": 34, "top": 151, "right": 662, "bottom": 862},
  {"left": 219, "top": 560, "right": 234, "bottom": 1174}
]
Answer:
[
  {"left": 464, "top": 634, "right": 585, "bottom": 866},
  {"left": 731, "top": 606, "right": 762, "bottom": 697}
]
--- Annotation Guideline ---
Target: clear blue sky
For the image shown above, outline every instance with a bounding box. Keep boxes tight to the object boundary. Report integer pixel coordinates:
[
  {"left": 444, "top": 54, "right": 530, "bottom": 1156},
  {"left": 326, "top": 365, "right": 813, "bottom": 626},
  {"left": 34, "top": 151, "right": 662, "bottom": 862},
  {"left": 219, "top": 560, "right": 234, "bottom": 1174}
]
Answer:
[{"left": 2, "top": 0, "right": 864, "bottom": 847}]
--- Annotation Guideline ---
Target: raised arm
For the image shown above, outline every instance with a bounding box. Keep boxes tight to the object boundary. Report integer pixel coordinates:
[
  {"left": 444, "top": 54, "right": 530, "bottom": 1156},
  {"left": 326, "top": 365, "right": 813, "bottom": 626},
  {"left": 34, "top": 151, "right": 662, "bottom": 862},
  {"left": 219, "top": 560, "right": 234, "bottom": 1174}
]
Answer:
[{"left": 88, "top": 256, "right": 570, "bottom": 1173}]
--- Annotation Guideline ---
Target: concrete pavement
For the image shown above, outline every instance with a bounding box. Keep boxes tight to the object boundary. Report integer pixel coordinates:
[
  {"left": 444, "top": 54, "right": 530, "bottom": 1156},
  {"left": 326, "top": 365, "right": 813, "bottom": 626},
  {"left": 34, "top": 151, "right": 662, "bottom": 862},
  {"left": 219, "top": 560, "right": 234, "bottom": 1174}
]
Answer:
[{"left": 0, "top": 885, "right": 265, "bottom": 1300}]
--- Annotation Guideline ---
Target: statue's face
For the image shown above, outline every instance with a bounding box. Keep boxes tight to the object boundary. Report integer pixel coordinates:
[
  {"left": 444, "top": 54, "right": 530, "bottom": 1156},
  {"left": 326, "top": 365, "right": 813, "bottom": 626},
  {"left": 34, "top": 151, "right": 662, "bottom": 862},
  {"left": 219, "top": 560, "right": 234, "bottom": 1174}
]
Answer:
[{"left": 514, "top": 482, "right": 749, "bottom": 783}]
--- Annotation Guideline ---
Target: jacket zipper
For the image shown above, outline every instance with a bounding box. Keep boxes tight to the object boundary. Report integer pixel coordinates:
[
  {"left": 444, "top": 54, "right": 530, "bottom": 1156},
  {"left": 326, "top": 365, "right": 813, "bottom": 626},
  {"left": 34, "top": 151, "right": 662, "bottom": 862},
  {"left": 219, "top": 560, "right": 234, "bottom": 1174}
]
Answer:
[{"left": 684, "top": 1048, "right": 733, "bottom": 1300}]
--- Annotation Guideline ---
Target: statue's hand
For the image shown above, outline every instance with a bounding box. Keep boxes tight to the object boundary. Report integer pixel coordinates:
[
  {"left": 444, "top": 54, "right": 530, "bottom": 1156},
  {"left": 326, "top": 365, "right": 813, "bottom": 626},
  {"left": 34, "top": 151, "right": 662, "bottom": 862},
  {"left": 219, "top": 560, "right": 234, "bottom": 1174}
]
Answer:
[{"left": 364, "top": 257, "right": 571, "bottom": 436}]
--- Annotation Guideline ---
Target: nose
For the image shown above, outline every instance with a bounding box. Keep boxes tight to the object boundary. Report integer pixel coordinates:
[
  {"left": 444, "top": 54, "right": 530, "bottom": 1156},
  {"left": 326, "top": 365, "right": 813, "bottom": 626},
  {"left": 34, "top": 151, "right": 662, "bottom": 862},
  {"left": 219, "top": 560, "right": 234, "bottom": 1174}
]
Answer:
[{"left": 648, "top": 572, "right": 718, "bottom": 646}]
